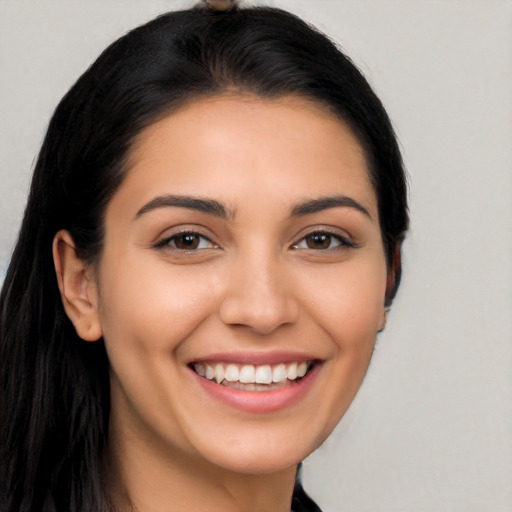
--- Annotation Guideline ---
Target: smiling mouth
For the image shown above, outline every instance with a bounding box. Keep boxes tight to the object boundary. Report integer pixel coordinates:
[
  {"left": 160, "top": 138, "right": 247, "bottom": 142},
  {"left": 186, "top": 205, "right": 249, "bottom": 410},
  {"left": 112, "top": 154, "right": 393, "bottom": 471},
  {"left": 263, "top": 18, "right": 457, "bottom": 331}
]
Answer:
[{"left": 191, "top": 361, "right": 315, "bottom": 391}]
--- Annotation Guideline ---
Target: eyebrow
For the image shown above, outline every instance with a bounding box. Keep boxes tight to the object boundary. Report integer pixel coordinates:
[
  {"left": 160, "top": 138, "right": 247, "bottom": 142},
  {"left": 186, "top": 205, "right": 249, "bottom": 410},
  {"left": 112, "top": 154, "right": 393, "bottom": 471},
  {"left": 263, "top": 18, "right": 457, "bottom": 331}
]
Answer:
[
  {"left": 135, "top": 195, "right": 233, "bottom": 220},
  {"left": 290, "top": 195, "right": 371, "bottom": 218},
  {"left": 134, "top": 193, "right": 370, "bottom": 221}
]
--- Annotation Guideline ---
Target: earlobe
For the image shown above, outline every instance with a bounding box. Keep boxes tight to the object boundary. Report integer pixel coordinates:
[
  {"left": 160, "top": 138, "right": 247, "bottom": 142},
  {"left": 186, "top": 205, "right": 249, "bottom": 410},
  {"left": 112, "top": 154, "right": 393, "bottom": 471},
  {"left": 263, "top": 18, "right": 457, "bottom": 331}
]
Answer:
[
  {"left": 378, "top": 305, "right": 391, "bottom": 333},
  {"left": 52, "top": 230, "right": 103, "bottom": 342}
]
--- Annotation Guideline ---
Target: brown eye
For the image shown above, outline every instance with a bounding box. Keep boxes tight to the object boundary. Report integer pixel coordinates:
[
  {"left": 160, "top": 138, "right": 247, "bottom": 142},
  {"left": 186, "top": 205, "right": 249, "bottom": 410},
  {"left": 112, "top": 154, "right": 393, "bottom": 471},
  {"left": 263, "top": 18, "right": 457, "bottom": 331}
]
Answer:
[
  {"left": 154, "top": 232, "right": 216, "bottom": 251},
  {"left": 292, "top": 231, "right": 355, "bottom": 251},
  {"left": 305, "top": 233, "right": 333, "bottom": 250},
  {"left": 173, "top": 233, "right": 201, "bottom": 250}
]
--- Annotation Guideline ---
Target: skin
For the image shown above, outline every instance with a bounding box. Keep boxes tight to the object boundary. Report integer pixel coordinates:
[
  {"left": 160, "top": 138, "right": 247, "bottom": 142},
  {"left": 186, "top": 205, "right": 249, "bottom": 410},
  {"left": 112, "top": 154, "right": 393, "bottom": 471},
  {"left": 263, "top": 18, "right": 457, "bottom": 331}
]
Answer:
[{"left": 54, "top": 94, "right": 389, "bottom": 512}]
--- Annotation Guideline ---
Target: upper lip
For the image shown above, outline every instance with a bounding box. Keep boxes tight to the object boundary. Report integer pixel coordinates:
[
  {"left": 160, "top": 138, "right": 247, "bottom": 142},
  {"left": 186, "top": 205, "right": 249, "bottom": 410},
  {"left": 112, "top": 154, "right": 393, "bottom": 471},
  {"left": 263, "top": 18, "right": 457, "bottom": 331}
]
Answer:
[{"left": 188, "top": 351, "right": 323, "bottom": 366}]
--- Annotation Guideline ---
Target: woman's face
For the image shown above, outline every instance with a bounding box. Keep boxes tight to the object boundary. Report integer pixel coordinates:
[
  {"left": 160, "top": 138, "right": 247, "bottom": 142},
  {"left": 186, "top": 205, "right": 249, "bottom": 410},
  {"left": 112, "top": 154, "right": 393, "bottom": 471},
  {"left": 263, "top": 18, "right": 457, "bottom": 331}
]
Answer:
[{"left": 93, "top": 94, "right": 388, "bottom": 474}]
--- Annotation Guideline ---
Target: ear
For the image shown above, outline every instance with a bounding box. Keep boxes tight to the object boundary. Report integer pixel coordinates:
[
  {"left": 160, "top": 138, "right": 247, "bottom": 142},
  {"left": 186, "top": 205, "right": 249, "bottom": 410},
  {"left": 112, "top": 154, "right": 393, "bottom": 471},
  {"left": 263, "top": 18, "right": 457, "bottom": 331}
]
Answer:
[
  {"left": 52, "top": 230, "right": 103, "bottom": 342},
  {"left": 379, "top": 242, "right": 402, "bottom": 332},
  {"left": 385, "top": 242, "right": 402, "bottom": 307}
]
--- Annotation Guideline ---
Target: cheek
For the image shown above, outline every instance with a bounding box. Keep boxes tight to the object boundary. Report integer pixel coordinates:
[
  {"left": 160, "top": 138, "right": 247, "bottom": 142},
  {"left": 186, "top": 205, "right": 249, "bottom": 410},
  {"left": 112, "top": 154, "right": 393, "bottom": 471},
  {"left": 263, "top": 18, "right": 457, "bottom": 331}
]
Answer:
[
  {"left": 96, "top": 254, "right": 223, "bottom": 355},
  {"left": 300, "top": 256, "right": 387, "bottom": 345},
  {"left": 95, "top": 257, "right": 225, "bottom": 443},
  {"left": 298, "top": 265, "right": 386, "bottom": 446}
]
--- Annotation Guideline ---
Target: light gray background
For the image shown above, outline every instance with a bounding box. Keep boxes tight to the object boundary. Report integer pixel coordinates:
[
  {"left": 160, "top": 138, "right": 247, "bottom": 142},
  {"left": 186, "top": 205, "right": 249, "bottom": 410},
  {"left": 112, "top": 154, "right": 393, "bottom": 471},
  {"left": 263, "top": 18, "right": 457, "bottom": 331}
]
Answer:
[{"left": 1, "top": 1, "right": 511, "bottom": 511}]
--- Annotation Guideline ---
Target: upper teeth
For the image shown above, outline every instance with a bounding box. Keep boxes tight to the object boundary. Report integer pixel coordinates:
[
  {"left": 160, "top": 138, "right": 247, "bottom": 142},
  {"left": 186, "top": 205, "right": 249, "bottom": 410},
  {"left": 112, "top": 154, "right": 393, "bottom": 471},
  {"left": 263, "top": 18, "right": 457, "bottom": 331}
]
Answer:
[{"left": 194, "top": 362, "right": 309, "bottom": 384}]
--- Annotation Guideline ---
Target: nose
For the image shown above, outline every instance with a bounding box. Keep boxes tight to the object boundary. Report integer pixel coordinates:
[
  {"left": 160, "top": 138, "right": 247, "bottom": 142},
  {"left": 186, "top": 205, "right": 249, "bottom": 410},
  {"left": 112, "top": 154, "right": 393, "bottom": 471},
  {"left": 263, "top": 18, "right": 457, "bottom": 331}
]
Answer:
[{"left": 219, "top": 254, "right": 299, "bottom": 335}]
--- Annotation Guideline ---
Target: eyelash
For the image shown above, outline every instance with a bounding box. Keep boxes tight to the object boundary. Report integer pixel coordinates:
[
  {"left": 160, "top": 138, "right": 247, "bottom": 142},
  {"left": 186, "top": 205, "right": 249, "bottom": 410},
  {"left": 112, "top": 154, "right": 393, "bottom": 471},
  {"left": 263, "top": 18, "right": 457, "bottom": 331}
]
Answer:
[
  {"left": 154, "top": 229, "right": 356, "bottom": 252},
  {"left": 154, "top": 231, "right": 217, "bottom": 251},
  {"left": 291, "top": 230, "right": 357, "bottom": 251}
]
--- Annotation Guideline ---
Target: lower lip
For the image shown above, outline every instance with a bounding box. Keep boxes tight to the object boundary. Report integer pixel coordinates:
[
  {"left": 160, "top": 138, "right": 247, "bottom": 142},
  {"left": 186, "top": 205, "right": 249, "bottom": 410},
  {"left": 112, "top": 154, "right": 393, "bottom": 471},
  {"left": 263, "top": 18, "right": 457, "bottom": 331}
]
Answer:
[{"left": 190, "top": 364, "right": 321, "bottom": 414}]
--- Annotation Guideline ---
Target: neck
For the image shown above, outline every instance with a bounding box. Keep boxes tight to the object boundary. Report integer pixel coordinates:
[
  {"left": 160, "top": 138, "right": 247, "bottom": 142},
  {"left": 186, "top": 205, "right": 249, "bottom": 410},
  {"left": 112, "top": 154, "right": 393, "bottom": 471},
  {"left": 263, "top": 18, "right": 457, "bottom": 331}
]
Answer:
[{"left": 104, "top": 419, "right": 298, "bottom": 512}]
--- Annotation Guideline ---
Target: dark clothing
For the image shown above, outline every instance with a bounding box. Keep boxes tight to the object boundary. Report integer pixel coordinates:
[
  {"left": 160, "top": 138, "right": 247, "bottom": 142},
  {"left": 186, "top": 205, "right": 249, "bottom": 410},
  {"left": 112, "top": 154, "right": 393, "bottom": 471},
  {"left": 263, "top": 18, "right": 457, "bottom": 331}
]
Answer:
[
  {"left": 291, "top": 466, "right": 323, "bottom": 512},
  {"left": 291, "top": 483, "right": 323, "bottom": 512}
]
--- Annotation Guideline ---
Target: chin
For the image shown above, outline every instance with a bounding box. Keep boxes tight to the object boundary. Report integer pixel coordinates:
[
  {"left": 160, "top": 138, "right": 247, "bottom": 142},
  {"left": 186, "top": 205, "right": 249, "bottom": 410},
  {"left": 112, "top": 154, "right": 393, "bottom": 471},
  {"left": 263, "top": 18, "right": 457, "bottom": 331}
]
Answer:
[
  {"left": 204, "top": 447, "right": 305, "bottom": 476},
  {"left": 186, "top": 419, "right": 335, "bottom": 476}
]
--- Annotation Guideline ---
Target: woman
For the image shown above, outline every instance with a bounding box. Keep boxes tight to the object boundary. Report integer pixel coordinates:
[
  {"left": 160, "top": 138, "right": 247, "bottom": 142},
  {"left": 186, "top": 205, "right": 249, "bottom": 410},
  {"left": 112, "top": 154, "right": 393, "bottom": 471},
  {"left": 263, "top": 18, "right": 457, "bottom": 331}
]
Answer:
[{"left": 0, "top": 2, "right": 408, "bottom": 511}]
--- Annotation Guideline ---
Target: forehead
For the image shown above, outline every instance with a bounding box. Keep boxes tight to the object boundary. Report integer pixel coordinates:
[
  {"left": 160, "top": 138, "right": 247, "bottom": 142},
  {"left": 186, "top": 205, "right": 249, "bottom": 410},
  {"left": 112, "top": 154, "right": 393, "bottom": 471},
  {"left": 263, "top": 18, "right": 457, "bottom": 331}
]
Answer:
[{"left": 115, "top": 93, "right": 377, "bottom": 220}]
